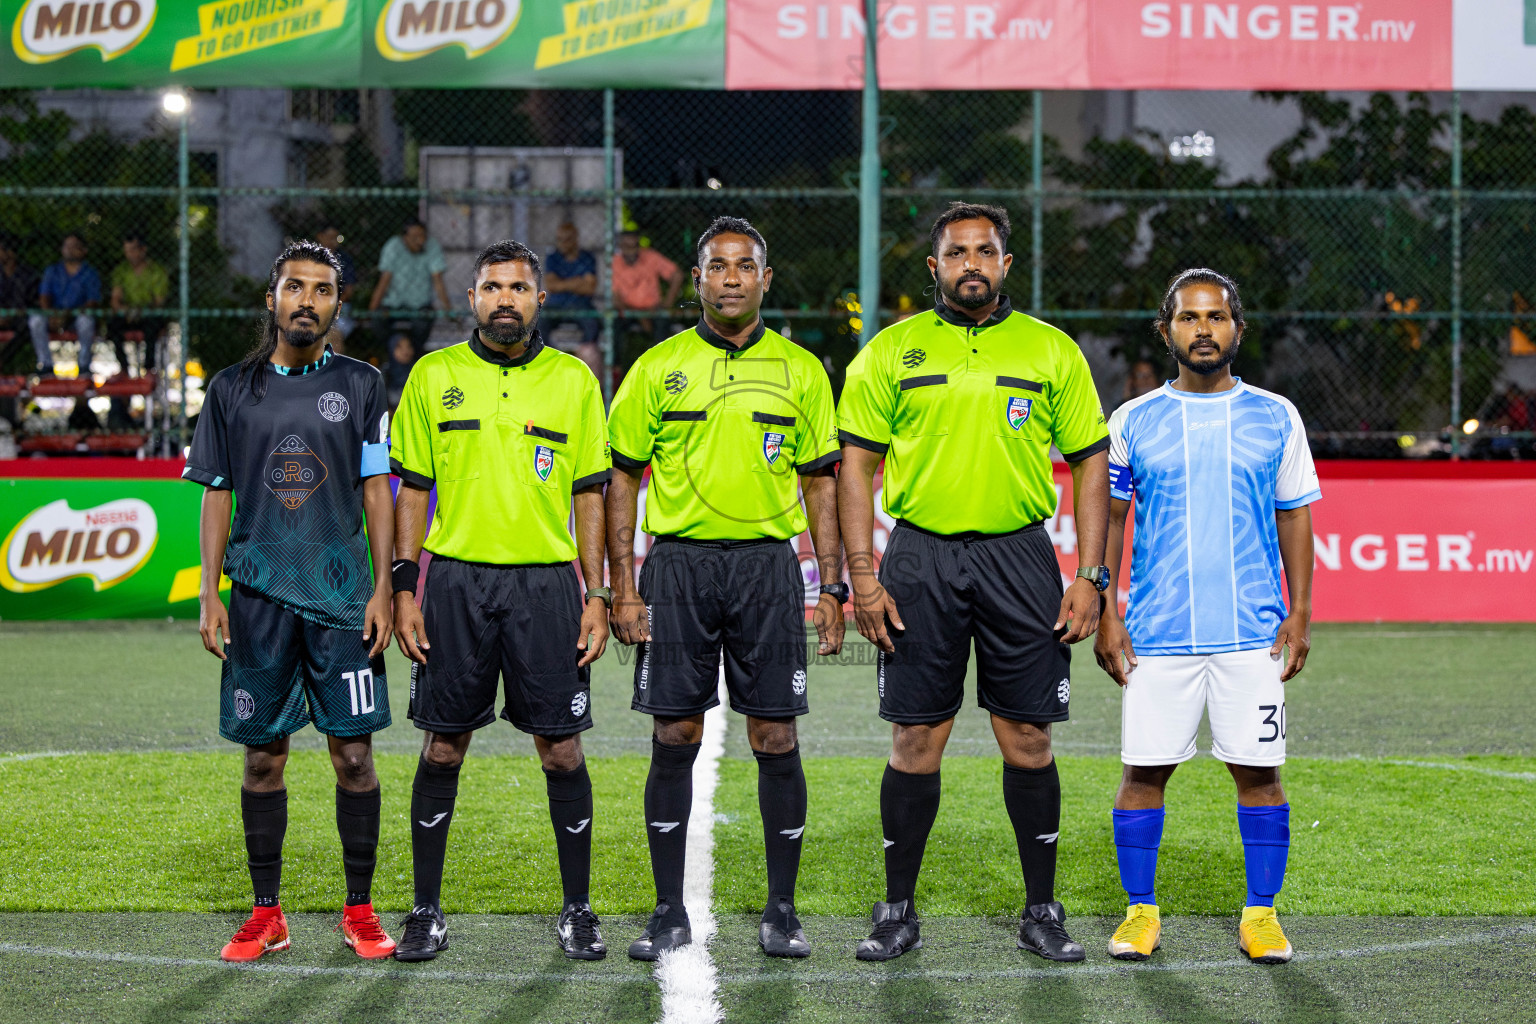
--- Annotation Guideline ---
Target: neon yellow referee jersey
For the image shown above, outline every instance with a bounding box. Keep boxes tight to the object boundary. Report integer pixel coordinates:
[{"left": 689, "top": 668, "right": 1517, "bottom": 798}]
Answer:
[
  {"left": 608, "top": 320, "right": 840, "bottom": 541},
  {"left": 390, "top": 333, "right": 610, "bottom": 565},
  {"left": 838, "top": 298, "right": 1108, "bottom": 535}
]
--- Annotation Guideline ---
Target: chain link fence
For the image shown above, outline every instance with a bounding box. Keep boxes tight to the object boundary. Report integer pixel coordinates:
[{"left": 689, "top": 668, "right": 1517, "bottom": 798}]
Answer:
[{"left": 1, "top": 87, "right": 1534, "bottom": 458}]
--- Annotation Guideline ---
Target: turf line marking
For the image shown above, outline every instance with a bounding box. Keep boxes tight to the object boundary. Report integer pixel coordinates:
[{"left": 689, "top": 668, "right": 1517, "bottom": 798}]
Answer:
[
  {"left": 653, "top": 667, "right": 727, "bottom": 1024},
  {"left": 0, "top": 942, "right": 648, "bottom": 984},
  {"left": 4, "top": 923, "right": 1531, "bottom": 988},
  {"left": 1382, "top": 759, "right": 1536, "bottom": 781}
]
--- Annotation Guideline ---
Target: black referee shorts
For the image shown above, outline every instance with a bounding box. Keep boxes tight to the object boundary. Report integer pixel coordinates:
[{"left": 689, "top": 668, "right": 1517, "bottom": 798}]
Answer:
[
  {"left": 633, "top": 537, "right": 809, "bottom": 719},
  {"left": 876, "top": 520, "right": 1072, "bottom": 725},
  {"left": 409, "top": 555, "right": 592, "bottom": 737}
]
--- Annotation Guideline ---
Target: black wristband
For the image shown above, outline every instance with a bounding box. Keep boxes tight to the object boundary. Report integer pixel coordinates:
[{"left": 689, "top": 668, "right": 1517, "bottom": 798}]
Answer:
[{"left": 391, "top": 559, "right": 420, "bottom": 595}]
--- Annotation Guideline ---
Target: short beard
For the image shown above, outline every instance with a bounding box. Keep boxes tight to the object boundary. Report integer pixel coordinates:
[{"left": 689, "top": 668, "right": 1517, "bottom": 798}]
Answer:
[
  {"left": 1171, "top": 341, "right": 1238, "bottom": 375},
  {"left": 279, "top": 323, "right": 323, "bottom": 349},
  {"left": 941, "top": 273, "right": 997, "bottom": 311},
  {"left": 478, "top": 312, "right": 533, "bottom": 348}
]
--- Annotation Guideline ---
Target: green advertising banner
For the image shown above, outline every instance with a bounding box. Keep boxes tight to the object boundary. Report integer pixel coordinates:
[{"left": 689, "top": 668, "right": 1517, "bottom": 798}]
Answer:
[
  {"left": 1, "top": 0, "right": 723, "bottom": 87},
  {"left": 0, "top": 475, "right": 226, "bottom": 620}
]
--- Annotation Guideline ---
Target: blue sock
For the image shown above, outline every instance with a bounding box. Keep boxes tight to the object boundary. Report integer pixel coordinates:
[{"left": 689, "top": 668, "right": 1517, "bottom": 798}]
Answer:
[
  {"left": 1112, "top": 807, "right": 1164, "bottom": 906},
  {"left": 1236, "top": 803, "right": 1290, "bottom": 908}
]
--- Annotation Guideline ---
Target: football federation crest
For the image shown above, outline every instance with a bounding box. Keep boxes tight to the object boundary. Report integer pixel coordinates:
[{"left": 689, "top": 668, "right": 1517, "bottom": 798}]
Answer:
[
  {"left": 442, "top": 386, "right": 464, "bottom": 409},
  {"left": 534, "top": 444, "right": 554, "bottom": 482},
  {"left": 264, "top": 435, "right": 328, "bottom": 509},
  {"left": 1007, "top": 396, "right": 1032, "bottom": 430},
  {"left": 763, "top": 431, "right": 785, "bottom": 465},
  {"left": 317, "top": 392, "right": 349, "bottom": 422},
  {"left": 664, "top": 370, "right": 688, "bottom": 395}
]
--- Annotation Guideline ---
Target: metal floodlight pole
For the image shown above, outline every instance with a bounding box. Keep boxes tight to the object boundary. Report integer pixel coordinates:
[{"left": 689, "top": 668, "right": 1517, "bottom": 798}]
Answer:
[
  {"left": 1031, "top": 89, "right": 1043, "bottom": 315},
  {"left": 602, "top": 88, "right": 616, "bottom": 403},
  {"left": 177, "top": 99, "right": 191, "bottom": 455},
  {"left": 1449, "top": 90, "right": 1463, "bottom": 459},
  {"left": 857, "top": 0, "right": 880, "bottom": 347}
]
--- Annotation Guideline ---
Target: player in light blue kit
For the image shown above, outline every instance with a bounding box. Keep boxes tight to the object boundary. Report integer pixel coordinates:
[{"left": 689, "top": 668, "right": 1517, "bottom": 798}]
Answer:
[{"left": 1093, "top": 269, "right": 1319, "bottom": 965}]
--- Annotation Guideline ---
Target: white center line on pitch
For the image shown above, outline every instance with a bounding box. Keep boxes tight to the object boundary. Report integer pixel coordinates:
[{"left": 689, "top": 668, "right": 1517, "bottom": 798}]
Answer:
[{"left": 652, "top": 666, "right": 727, "bottom": 1024}]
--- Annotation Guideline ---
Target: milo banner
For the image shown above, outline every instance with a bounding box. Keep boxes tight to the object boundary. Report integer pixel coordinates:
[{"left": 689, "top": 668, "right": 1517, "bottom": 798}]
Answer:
[
  {"left": 0, "top": 467, "right": 223, "bottom": 620},
  {"left": 2, "top": 0, "right": 725, "bottom": 87}
]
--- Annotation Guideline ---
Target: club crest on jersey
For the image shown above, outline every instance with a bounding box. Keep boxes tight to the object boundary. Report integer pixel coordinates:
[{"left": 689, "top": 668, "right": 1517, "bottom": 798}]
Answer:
[
  {"left": 442, "top": 386, "right": 464, "bottom": 409},
  {"left": 570, "top": 691, "right": 589, "bottom": 717},
  {"left": 763, "top": 431, "right": 785, "bottom": 465},
  {"left": 264, "top": 435, "right": 328, "bottom": 510},
  {"left": 317, "top": 392, "right": 349, "bottom": 423},
  {"left": 233, "top": 689, "right": 255, "bottom": 721},
  {"left": 534, "top": 444, "right": 554, "bottom": 482},
  {"left": 1007, "top": 396, "right": 1032, "bottom": 430}
]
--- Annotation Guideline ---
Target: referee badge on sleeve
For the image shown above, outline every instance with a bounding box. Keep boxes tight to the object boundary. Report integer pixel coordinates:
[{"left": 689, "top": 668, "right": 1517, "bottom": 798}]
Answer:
[
  {"left": 534, "top": 444, "right": 554, "bottom": 481},
  {"left": 1007, "top": 396, "right": 1032, "bottom": 430}
]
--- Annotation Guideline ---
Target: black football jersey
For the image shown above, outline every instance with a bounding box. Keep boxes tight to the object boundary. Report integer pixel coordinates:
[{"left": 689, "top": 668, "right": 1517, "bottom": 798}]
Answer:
[{"left": 184, "top": 349, "right": 389, "bottom": 630}]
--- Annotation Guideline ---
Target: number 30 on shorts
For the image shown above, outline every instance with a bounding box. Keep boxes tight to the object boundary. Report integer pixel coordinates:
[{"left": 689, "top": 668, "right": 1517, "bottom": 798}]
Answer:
[
  {"left": 343, "top": 669, "right": 377, "bottom": 716},
  {"left": 1259, "top": 702, "right": 1286, "bottom": 743}
]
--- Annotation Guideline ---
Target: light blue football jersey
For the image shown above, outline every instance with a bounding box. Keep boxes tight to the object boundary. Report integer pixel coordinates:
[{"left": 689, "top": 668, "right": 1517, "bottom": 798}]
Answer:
[{"left": 1108, "top": 380, "right": 1321, "bottom": 656}]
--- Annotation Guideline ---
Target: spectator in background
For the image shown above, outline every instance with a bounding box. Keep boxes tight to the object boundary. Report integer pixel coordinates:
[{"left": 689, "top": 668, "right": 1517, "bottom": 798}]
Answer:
[
  {"left": 544, "top": 220, "right": 605, "bottom": 381},
  {"left": 28, "top": 232, "right": 101, "bottom": 377},
  {"left": 316, "top": 223, "right": 358, "bottom": 351},
  {"left": 383, "top": 330, "right": 416, "bottom": 412},
  {"left": 370, "top": 218, "right": 450, "bottom": 353},
  {"left": 108, "top": 233, "right": 170, "bottom": 375},
  {"left": 0, "top": 234, "right": 38, "bottom": 375},
  {"left": 1119, "top": 357, "right": 1162, "bottom": 408},
  {"left": 611, "top": 229, "right": 682, "bottom": 344}
]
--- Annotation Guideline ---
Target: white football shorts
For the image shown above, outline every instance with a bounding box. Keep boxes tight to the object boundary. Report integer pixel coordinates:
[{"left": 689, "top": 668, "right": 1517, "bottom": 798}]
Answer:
[{"left": 1120, "top": 647, "right": 1287, "bottom": 768}]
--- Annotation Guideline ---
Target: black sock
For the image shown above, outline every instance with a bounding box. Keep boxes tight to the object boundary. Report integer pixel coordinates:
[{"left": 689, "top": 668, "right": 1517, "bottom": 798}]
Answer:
[
  {"left": 410, "top": 758, "right": 461, "bottom": 909},
  {"left": 755, "top": 746, "right": 807, "bottom": 909},
  {"left": 544, "top": 762, "right": 594, "bottom": 907},
  {"left": 240, "top": 788, "right": 287, "bottom": 908},
  {"left": 336, "top": 785, "right": 381, "bottom": 907},
  {"left": 1003, "top": 760, "right": 1061, "bottom": 907},
  {"left": 644, "top": 739, "right": 700, "bottom": 913},
  {"left": 880, "top": 764, "right": 941, "bottom": 908}
]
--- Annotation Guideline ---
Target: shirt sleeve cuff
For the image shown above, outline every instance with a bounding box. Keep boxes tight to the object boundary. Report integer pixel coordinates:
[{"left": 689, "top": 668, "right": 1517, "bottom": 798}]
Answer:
[
  {"left": 838, "top": 429, "right": 889, "bottom": 455},
  {"left": 1275, "top": 489, "right": 1321, "bottom": 510},
  {"left": 1060, "top": 436, "right": 1111, "bottom": 463},
  {"left": 390, "top": 457, "right": 435, "bottom": 490},
  {"left": 181, "top": 465, "right": 230, "bottom": 489},
  {"left": 572, "top": 469, "right": 612, "bottom": 492},
  {"left": 795, "top": 449, "right": 842, "bottom": 474},
  {"left": 610, "top": 446, "right": 651, "bottom": 470}
]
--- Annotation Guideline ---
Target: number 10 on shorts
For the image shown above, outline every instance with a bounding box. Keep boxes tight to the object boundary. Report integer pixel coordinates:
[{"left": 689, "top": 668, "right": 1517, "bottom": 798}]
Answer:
[{"left": 343, "top": 669, "right": 376, "bottom": 716}]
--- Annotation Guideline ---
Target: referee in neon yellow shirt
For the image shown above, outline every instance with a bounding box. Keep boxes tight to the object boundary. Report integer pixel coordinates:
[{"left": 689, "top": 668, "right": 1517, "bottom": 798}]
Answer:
[
  {"left": 606, "top": 217, "right": 844, "bottom": 961},
  {"left": 839, "top": 203, "right": 1111, "bottom": 963}
]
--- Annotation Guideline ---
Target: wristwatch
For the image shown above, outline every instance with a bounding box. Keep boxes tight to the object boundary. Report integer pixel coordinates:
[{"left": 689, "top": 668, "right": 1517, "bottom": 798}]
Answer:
[
  {"left": 1075, "top": 566, "right": 1111, "bottom": 593},
  {"left": 819, "top": 581, "right": 851, "bottom": 604},
  {"left": 585, "top": 586, "right": 612, "bottom": 607}
]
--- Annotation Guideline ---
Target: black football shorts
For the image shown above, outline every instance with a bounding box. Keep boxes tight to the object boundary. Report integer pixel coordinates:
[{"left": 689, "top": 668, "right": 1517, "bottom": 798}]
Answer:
[
  {"left": 220, "top": 582, "right": 390, "bottom": 746},
  {"left": 875, "top": 520, "right": 1072, "bottom": 725},
  {"left": 633, "top": 537, "right": 810, "bottom": 719},
  {"left": 408, "top": 555, "right": 592, "bottom": 737}
]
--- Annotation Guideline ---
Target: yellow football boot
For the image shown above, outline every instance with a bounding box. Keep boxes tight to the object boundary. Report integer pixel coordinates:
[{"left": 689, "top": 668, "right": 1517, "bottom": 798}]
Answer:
[
  {"left": 1238, "top": 906, "right": 1293, "bottom": 964},
  {"left": 1108, "top": 903, "right": 1161, "bottom": 960}
]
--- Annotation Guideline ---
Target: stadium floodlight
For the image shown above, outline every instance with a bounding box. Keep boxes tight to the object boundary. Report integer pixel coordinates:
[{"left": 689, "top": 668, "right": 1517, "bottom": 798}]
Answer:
[
  {"left": 1462, "top": 418, "right": 1480, "bottom": 434},
  {"left": 162, "top": 90, "right": 189, "bottom": 116},
  {"left": 706, "top": 177, "right": 723, "bottom": 190}
]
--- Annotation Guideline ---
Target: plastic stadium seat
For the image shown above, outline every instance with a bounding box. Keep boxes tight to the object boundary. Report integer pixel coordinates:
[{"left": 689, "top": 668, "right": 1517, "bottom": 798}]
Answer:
[
  {"left": 31, "top": 377, "right": 90, "bottom": 397},
  {"left": 97, "top": 374, "right": 155, "bottom": 397},
  {"left": 18, "top": 433, "right": 82, "bottom": 454},
  {"left": 85, "top": 433, "right": 147, "bottom": 453},
  {"left": 121, "top": 329, "right": 146, "bottom": 342},
  {"left": 0, "top": 375, "right": 23, "bottom": 398}
]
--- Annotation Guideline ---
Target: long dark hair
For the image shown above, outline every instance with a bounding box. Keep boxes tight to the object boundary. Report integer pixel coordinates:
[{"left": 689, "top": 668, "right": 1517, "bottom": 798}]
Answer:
[{"left": 239, "top": 240, "right": 344, "bottom": 401}]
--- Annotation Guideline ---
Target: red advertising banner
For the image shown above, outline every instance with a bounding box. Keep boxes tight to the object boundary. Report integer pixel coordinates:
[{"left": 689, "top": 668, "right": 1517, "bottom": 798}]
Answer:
[{"left": 725, "top": 0, "right": 1452, "bottom": 90}]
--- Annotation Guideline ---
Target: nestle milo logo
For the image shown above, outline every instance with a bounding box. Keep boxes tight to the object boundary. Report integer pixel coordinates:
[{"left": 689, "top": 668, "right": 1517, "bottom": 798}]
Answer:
[
  {"left": 12, "top": 0, "right": 156, "bottom": 63},
  {"left": 376, "top": 0, "right": 520, "bottom": 60},
  {"left": 1, "top": 498, "right": 158, "bottom": 593}
]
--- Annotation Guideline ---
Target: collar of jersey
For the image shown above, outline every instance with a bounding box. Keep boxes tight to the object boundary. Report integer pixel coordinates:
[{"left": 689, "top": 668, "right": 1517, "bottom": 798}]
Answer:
[
  {"left": 933, "top": 294, "right": 1013, "bottom": 329},
  {"left": 271, "top": 345, "right": 333, "bottom": 376},
  {"left": 1160, "top": 377, "right": 1247, "bottom": 401},
  {"left": 470, "top": 328, "right": 544, "bottom": 367},
  {"left": 694, "top": 317, "right": 765, "bottom": 352}
]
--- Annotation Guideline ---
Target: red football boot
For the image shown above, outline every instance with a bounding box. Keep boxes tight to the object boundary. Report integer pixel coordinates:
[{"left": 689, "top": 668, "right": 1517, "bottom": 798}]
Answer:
[
  {"left": 340, "top": 903, "right": 397, "bottom": 959},
  {"left": 221, "top": 906, "right": 290, "bottom": 962}
]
